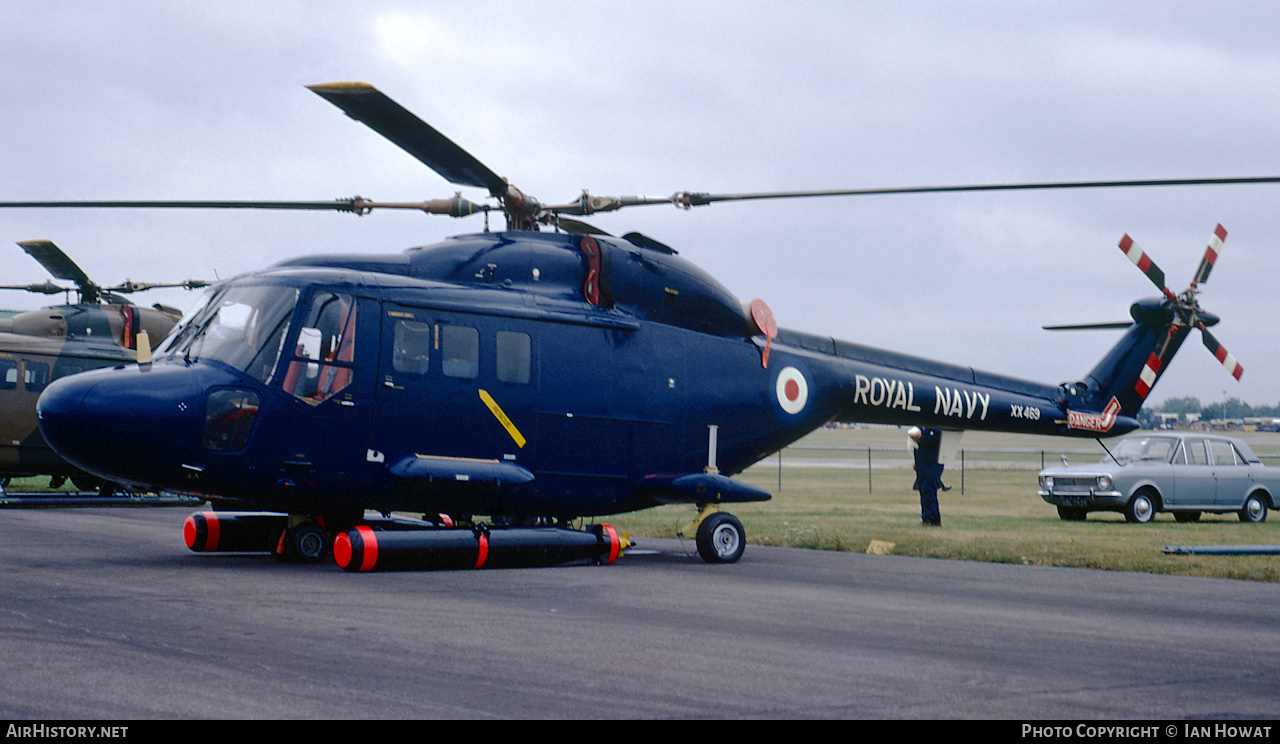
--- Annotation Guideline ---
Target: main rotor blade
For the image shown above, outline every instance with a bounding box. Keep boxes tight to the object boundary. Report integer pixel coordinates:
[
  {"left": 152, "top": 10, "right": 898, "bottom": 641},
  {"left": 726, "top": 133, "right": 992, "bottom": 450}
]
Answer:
[
  {"left": 308, "top": 82, "right": 508, "bottom": 196},
  {"left": 1042, "top": 322, "right": 1133, "bottom": 331},
  {"left": 104, "top": 279, "right": 210, "bottom": 294},
  {"left": 0, "top": 197, "right": 489, "bottom": 219},
  {"left": 1191, "top": 224, "right": 1227, "bottom": 287},
  {"left": 670, "top": 176, "right": 1280, "bottom": 207},
  {"left": 0, "top": 199, "right": 369, "bottom": 213}
]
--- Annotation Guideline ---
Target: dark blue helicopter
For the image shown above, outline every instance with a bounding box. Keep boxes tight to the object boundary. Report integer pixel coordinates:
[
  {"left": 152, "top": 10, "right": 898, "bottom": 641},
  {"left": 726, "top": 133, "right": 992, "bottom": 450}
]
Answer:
[{"left": 15, "top": 83, "right": 1258, "bottom": 569}]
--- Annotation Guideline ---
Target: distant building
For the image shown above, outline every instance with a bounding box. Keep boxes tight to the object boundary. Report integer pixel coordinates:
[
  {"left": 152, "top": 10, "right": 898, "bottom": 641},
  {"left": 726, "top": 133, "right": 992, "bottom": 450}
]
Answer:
[{"left": 1244, "top": 417, "right": 1280, "bottom": 432}]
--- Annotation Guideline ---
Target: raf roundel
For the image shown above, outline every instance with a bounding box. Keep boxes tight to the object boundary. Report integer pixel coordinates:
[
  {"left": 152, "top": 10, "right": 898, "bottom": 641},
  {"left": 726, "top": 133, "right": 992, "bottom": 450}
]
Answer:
[{"left": 775, "top": 366, "right": 809, "bottom": 415}]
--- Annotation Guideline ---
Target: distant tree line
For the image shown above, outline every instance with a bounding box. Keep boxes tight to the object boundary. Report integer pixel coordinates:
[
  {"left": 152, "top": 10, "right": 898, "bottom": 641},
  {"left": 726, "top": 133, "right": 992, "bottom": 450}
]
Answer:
[{"left": 1138, "top": 396, "right": 1280, "bottom": 428}]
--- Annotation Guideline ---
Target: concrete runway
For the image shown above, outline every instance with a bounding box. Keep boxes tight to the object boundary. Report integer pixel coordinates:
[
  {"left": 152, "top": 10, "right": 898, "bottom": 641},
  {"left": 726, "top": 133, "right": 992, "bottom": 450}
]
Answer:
[{"left": 2, "top": 507, "right": 1278, "bottom": 719}]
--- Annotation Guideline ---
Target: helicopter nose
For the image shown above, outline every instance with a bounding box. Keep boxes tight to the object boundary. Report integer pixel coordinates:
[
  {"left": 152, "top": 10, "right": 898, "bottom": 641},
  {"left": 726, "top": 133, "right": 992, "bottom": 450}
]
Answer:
[
  {"left": 38, "top": 364, "right": 206, "bottom": 487},
  {"left": 36, "top": 373, "right": 92, "bottom": 461}
]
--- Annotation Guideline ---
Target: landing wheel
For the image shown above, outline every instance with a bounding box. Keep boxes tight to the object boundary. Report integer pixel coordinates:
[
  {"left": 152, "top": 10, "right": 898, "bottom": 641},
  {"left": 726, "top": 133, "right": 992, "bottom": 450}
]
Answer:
[
  {"left": 696, "top": 512, "right": 746, "bottom": 564},
  {"left": 278, "top": 521, "right": 331, "bottom": 563},
  {"left": 70, "top": 473, "right": 103, "bottom": 492}
]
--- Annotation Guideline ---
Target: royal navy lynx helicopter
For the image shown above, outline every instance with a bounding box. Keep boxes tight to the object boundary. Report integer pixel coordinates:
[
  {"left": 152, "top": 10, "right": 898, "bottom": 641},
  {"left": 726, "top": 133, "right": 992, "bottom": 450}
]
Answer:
[
  {"left": 0, "top": 239, "right": 204, "bottom": 494},
  {"left": 5, "top": 82, "right": 1270, "bottom": 569}
]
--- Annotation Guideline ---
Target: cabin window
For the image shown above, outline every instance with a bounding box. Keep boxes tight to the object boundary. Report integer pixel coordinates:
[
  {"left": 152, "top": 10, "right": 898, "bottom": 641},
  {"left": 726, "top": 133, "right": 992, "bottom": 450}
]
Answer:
[
  {"left": 204, "top": 388, "right": 260, "bottom": 451},
  {"left": 393, "top": 320, "right": 432, "bottom": 374},
  {"left": 0, "top": 360, "right": 16, "bottom": 390},
  {"left": 283, "top": 291, "right": 357, "bottom": 404},
  {"left": 495, "top": 331, "right": 531, "bottom": 384},
  {"left": 440, "top": 324, "right": 479, "bottom": 379},
  {"left": 23, "top": 362, "right": 49, "bottom": 392}
]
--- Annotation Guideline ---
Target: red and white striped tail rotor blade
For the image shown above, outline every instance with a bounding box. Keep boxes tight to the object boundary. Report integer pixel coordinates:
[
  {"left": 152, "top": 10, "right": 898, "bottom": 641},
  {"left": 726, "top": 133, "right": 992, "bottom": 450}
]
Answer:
[
  {"left": 1199, "top": 326, "right": 1244, "bottom": 381},
  {"left": 1133, "top": 324, "right": 1181, "bottom": 400},
  {"left": 1191, "top": 223, "right": 1227, "bottom": 287},
  {"left": 1118, "top": 234, "right": 1176, "bottom": 301},
  {"left": 1134, "top": 350, "right": 1165, "bottom": 400}
]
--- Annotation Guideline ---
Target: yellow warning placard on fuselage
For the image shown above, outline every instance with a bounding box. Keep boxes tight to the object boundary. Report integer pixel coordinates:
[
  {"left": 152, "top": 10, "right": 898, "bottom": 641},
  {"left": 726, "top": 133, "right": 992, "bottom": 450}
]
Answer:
[{"left": 478, "top": 389, "right": 526, "bottom": 449}]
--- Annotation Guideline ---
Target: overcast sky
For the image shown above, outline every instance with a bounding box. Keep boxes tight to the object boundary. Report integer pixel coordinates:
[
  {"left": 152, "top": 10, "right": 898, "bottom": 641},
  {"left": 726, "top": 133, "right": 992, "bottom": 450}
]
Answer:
[{"left": 2, "top": 1, "right": 1278, "bottom": 409}]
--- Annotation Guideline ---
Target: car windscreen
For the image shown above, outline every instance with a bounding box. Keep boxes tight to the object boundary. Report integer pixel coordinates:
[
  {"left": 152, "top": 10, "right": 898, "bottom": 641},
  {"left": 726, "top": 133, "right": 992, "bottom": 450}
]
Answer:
[{"left": 1108, "top": 436, "right": 1178, "bottom": 464}]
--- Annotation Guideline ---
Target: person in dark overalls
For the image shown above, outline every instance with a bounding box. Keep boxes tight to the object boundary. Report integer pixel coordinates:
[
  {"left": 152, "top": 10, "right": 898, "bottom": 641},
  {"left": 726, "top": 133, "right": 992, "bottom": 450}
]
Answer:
[{"left": 909, "top": 426, "right": 945, "bottom": 526}]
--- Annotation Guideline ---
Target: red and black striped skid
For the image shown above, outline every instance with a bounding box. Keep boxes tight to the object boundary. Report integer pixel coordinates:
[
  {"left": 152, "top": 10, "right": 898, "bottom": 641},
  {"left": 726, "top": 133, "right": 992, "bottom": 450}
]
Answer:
[
  {"left": 335, "top": 524, "right": 622, "bottom": 572},
  {"left": 183, "top": 511, "right": 289, "bottom": 553},
  {"left": 183, "top": 511, "right": 219, "bottom": 551}
]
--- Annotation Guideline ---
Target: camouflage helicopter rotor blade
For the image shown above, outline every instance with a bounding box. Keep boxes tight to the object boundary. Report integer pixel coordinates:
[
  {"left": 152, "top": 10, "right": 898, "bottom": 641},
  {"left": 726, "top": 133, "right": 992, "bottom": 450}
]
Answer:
[
  {"left": 0, "top": 280, "right": 67, "bottom": 295},
  {"left": 17, "top": 240, "right": 101, "bottom": 304}
]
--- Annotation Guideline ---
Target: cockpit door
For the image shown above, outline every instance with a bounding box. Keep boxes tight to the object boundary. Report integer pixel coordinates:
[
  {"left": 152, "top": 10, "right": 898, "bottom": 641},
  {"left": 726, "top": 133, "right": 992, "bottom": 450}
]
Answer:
[{"left": 271, "top": 291, "right": 377, "bottom": 488}]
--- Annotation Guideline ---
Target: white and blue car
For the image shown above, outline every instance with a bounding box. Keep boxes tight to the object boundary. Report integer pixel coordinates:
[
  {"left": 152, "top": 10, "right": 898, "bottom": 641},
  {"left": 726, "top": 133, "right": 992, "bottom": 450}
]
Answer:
[{"left": 1038, "top": 432, "right": 1277, "bottom": 523}]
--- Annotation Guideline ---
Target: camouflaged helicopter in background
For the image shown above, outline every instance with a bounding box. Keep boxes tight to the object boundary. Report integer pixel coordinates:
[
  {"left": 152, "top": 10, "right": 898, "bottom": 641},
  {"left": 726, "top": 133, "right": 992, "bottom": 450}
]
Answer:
[{"left": 0, "top": 239, "right": 204, "bottom": 494}]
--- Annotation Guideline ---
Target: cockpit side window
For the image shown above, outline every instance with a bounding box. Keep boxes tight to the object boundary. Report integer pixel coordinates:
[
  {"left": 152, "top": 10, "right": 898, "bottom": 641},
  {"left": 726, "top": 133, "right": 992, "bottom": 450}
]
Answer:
[
  {"left": 440, "top": 324, "right": 479, "bottom": 379},
  {"left": 392, "top": 320, "right": 432, "bottom": 374},
  {"left": 282, "top": 291, "right": 357, "bottom": 405},
  {"left": 496, "top": 330, "right": 531, "bottom": 384}
]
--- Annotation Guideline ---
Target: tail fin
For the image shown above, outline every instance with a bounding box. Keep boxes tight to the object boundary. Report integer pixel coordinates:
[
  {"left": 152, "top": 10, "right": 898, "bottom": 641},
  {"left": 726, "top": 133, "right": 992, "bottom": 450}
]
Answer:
[
  {"left": 1056, "top": 225, "right": 1241, "bottom": 430},
  {"left": 1069, "top": 300, "right": 1191, "bottom": 419}
]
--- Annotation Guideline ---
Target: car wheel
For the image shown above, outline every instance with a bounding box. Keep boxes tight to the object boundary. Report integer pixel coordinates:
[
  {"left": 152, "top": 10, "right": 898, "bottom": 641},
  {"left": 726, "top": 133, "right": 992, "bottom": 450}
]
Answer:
[
  {"left": 1057, "top": 506, "right": 1087, "bottom": 521},
  {"left": 1125, "top": 490, "right": 1158, "bottom": 524},
  {"left": 1173, "top": 511, "right": 1201, "bottom": 523},
  {"left": 1240, "top": 493, "right": 1269, "bottom": 523}
]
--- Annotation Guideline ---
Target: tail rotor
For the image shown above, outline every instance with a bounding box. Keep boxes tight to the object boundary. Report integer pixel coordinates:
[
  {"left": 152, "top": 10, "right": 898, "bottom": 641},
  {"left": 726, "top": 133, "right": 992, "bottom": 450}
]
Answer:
[{"left": 1119, "top": 224, "right": 1242, "bottom": 402}]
